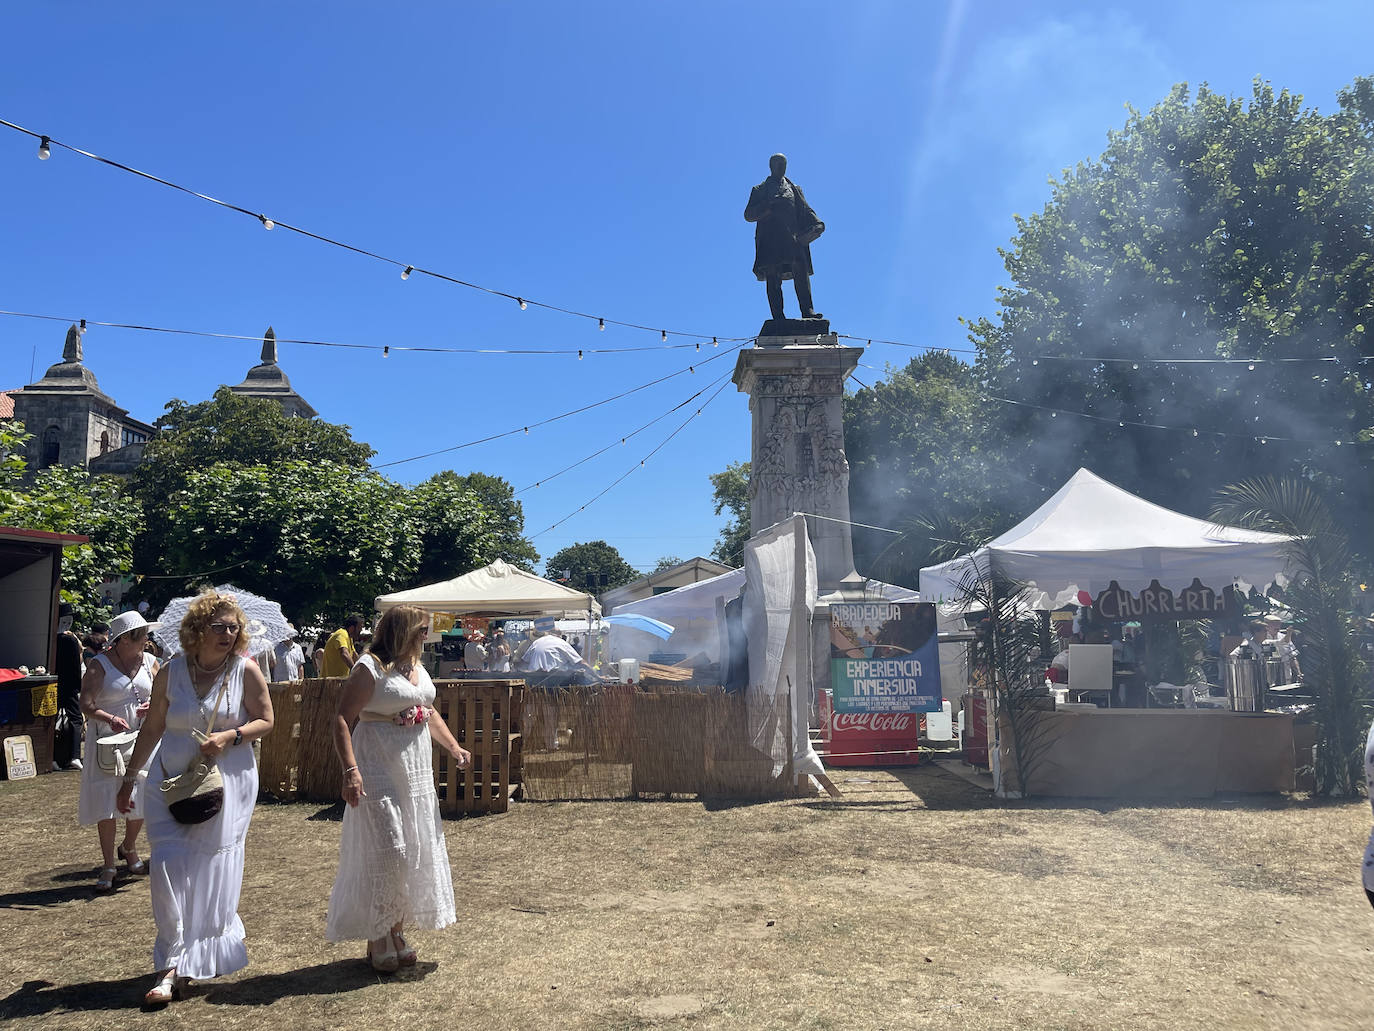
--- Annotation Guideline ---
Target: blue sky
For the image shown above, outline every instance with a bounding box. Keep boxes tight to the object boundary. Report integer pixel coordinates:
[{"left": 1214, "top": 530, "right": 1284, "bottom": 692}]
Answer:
[{"left": 2, "top": 2, "right": 1369, "bottom": 573}]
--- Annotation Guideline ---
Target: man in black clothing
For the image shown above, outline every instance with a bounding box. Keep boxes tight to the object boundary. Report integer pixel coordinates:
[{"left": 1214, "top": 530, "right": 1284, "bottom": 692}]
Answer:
[{"left": 53, "top": 602, "right": 84, "bottom": 770}]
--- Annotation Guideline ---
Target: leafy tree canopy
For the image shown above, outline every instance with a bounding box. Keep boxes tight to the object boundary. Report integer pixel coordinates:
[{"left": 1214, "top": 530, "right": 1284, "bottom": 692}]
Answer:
[
  {"left": 708, "top": 461, "right": 750, "bottom": 567},
  {"left": 967, "top": 78, "right": 1374, "bottom": 552},
  {"left": 150, "top": 460, "right": 419, "bottom": 624},
  {"left": 651, "top": 555, "right": 683, "bottom": 574},
  {"left": 410, "top": 470, "right": 538, "bottom": 584},
  {"left": 545, "top": 540, "right": 639, "bottom": 593}
]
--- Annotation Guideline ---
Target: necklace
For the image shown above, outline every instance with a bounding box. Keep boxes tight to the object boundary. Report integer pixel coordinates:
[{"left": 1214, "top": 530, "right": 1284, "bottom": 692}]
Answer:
[{"left": 190, "top": 651, "right": 230, "bottom": 699}]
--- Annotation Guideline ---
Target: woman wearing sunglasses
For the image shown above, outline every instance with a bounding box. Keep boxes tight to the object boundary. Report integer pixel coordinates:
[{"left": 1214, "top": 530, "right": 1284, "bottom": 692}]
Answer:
[
  {"left": 117, "top": 590, "right": 274, "bottom": 1005},
  {"left": 78, "top": 610, "right": 161, "bottom": 892},
  {"left": 326, "top": 604, "right": 470, "bottom": 971}
]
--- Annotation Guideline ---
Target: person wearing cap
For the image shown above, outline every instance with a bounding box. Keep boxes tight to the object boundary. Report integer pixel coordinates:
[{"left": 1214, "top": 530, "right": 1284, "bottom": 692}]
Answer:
[
  {"left": 78, "top": 610, "right": 161, "bottom": 891},
  {"left": 463, "top": 631, "right": 488, "bottom": 674},
  {"left": 273, "top": 625, "right": 305, "bottom": 682}
]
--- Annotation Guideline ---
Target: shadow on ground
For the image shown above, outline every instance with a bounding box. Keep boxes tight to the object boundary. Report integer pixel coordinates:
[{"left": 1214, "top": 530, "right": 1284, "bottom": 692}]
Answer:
[{"left": 204, "top": 959, "right": 438, "bottom": 1005}]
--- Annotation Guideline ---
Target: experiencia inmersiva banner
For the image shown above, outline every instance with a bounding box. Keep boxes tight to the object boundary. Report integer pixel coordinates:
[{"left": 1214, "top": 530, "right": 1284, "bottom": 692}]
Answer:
[{"left": 829, "top": 601, "right": 941, "bottom": 714}]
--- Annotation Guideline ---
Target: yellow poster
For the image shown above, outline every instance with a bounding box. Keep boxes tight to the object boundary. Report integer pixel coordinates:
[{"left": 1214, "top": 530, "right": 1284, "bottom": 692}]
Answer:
[{"left": 431, "top": 612, "right": 457, "bottom": 634}]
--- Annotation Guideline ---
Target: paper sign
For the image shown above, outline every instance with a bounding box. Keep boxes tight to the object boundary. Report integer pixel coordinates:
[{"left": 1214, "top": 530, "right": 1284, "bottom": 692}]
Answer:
[{"left": 4, "top": 735, "right": 37, "bottom": 780}]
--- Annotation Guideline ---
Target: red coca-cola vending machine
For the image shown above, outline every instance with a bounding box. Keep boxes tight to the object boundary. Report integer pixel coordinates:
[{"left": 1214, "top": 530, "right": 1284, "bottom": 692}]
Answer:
[{"left": 819, "top": 689, "right": 923, "bottom": 766}]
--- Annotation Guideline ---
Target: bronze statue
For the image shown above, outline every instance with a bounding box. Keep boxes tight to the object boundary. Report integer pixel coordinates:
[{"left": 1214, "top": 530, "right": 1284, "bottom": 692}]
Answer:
[{"left": 744, "top": 153, "right": 825, "bottom": 322}]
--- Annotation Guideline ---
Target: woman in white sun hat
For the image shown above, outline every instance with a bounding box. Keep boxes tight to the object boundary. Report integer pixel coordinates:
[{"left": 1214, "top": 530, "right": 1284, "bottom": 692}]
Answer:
[{"left": 78, "top": 610, "right": 162, "bottom": 891}]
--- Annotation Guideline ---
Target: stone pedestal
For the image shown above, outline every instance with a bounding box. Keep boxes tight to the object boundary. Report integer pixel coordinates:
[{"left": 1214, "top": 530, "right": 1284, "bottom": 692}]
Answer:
[{"left": 733, "top": 333, "right": 865, "bottom": 595}]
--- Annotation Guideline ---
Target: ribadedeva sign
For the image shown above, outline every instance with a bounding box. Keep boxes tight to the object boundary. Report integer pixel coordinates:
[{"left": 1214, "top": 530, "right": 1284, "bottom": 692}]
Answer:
[
  {"left": 1091, "top": 578, "right": 1229, "bottom": 622},
  {"left": 830, "top": 602, "right": 941, "bottom": 714}
]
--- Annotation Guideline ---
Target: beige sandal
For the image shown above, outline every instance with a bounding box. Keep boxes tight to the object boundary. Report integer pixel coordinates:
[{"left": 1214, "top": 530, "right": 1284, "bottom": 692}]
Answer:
[
  {"left": 144, "top": 969, "right": 177, "bottom": 1005},
  {"left": 95, "top": 867, "right": 117, "bottom": 892}
]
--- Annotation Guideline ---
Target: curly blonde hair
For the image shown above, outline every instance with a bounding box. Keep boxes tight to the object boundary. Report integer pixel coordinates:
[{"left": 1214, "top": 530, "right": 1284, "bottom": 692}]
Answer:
[{"left": 178, "top": 590, "right": 249, "bottom": 657}]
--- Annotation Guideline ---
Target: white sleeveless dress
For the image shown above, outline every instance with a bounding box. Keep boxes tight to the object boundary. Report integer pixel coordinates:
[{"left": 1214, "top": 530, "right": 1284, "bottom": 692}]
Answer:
[
  {"left": 143, "top": 655, "right": 258, "bottom": 979},
  {"left": 78, "top": 652, "right": 157, "bottom": 824},
  {"left": 326, "top": 654, "right": 457, "bottom": 941}
]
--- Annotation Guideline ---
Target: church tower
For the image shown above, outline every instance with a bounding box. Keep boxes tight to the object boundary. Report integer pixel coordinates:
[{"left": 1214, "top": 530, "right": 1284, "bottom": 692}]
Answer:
[{"left": 228, "top": 327, "right": 318, "bottom": 418}]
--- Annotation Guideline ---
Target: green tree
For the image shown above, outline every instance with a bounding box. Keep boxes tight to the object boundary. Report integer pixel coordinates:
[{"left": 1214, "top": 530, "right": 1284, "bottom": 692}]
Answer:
[
  {"left": 843, "top": 351, "right": 1025, "bottom": 587},
  {"left": 132, "top": 387, "right": 376, "bottom": 578},
  {"left": 967, "top": 78, "right": 1374, "bottom": 550},
  {"left": 152, "top": 460, "right": 419, "bottom": 624},
  {"left": 1, "top": 462, "right": 143, "bottom": 627},
  {"left": 410, "top": 471, "right": 538, "bottom": 584},
  {"left": 545, "top": 540, "right": 639, "bottom": 593},
  {"left": 651, "top": 555, "right": 683, "bottom": 574},
  {"left": 708, "top": 461, "right": 750, "bottom": 567}
]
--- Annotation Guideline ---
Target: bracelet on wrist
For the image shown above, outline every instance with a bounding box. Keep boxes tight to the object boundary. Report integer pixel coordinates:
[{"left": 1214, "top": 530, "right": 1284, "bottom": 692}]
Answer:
[{"left": 343, "top": 765, "right": 359, "bottom": 776}]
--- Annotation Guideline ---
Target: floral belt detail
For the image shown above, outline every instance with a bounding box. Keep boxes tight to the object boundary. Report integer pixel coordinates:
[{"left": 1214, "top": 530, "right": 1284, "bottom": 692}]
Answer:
[{"left": 394, "top": 705, "right": 431, "bottom": 726}]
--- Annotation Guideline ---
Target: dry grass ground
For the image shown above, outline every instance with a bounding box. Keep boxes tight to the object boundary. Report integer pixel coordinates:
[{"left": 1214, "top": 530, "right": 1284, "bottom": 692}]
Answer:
[{"left": 2, "top": 765, "right": 1373, "bottom": 1030}]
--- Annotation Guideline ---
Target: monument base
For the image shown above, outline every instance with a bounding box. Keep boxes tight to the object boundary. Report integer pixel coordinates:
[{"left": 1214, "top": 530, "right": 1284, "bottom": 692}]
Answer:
[{"left": 759, "top": 317, "right": 831, "bottom": 340}]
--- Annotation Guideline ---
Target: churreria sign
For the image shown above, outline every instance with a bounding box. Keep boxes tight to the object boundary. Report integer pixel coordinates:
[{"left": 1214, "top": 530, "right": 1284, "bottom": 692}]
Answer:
[
  {"left": 829, "top": 602, "right": 941, "bottom": 714},
  {"left": 1092, "top": 578, "right": 1231, "bottom": 622}
]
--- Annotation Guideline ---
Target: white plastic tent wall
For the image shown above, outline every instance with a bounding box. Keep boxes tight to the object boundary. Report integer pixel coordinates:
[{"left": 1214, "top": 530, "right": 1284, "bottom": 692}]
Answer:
[
  {"left": 611, "top": 566, "right": 921, "bottom": 665},
  {"left": 375, "top": 559, "right": 600, "bottom": 617},
  {"left": 918, "top": 468, "right": 1293, "bottom": 610}
]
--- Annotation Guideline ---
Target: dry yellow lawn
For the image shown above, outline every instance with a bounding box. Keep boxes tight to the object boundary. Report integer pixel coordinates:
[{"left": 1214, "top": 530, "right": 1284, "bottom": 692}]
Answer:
[{"left": 2, "top": 764, "right": 1373, "bottom": 1030}]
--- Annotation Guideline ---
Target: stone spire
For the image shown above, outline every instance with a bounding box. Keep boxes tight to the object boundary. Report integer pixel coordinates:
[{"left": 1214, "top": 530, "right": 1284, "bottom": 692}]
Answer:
[
  {"left": 229, "top": 325, "right": 317, "bottom": 418},
  {"left": 62, "top": 323, "right": 83, "bottom": 363},
  {"left": 261, "top": 326, "right": 278, "bottom": 365}
]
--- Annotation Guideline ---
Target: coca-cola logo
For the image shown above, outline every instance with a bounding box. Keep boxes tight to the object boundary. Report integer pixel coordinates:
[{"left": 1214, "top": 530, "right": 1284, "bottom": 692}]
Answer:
[{"left": 831, "top": 712, "right": 914, "bottom": 733}]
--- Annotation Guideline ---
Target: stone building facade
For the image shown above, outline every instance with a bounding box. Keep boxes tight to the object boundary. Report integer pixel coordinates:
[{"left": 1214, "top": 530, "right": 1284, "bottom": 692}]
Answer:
[{"left": 6, "top": 323, "right": 316, "bottom": 477}]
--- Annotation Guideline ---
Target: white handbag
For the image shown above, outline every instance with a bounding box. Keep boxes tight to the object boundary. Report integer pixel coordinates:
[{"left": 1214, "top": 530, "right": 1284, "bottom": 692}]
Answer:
[{"left": 95, "top": 729, "right": 140, "bottom": 777}]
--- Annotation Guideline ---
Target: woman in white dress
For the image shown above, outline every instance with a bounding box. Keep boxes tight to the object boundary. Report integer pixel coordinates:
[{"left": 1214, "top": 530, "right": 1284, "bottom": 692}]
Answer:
[
  {"left": 78, "top": 610, "right": 161, "bottom": 891},
  {"left": 327, "top": 604, "right": 470, "bottom": 971},
  {"left": 117, "top": 591, "right": 274, "bottom": 1005}
]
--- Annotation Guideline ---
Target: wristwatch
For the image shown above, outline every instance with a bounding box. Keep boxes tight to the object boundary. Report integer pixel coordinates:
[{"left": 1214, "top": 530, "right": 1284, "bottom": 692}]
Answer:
[{"left": 233, "top": 728, "right": 243, "bottom": 747}]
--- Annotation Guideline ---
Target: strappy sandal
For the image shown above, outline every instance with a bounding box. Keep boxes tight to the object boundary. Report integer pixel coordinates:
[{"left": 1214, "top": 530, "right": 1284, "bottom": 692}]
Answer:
[
  {"left": 367, "top": 935, "right": 399, "bottom": 973},
  {"left": 95, "top": 867, "right": 118, "bottom": 892},
  {"left": 118, "top": 844, "right": 149, "bottom": 876},
  {"left": 391, "top": 930, "right": 417, "bottom": 966},
  {"left": 144, "top": 968, "right": 177, "bottom": 1005}
]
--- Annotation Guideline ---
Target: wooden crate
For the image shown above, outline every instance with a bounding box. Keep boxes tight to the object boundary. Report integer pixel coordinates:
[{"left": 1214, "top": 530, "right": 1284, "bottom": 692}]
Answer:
[{"left": 432, "top": 679, "right": 522, "bottom": 816}]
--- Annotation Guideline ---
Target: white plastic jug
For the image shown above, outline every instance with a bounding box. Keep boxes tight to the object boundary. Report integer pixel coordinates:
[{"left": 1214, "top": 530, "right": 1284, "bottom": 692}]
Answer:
[
  {"left": 618, "top": 658, "right": 640, "bottom": 683},
  {"left": 925, "top": 699, "right": 954, "bottom": 741}
]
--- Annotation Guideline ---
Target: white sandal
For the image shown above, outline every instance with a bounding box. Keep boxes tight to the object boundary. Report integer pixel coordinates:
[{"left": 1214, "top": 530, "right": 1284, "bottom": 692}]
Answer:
[{"left": 144, "top": 969, "right": 177, "bottom": 1005}]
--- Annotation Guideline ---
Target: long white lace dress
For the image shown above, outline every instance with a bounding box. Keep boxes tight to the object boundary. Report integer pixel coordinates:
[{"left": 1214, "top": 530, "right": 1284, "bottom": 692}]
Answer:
[
  {"left": 326, "top": 654, "right": 457, "bottom": 942},
  {"left": 143, "top": 655, "right": 258, "bottom": 979},
  {"left": 78, "top": 651, "right": 156, "bottom": 824}
]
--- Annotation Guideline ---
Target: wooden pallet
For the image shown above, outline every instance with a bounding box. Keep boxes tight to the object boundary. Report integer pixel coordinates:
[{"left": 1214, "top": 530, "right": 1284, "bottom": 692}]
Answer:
[{"left": 257, "top": 677, "right": 524, "bottom": 816}]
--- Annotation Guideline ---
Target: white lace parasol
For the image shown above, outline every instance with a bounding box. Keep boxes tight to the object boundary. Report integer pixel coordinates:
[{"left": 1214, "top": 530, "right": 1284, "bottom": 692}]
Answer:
[{"left": 154, "top": 583, "right": 293, "bottom": 656}]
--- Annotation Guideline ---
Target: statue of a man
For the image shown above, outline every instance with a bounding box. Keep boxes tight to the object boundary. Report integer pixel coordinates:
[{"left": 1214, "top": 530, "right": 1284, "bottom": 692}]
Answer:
[{"left": 744, "top": 153, "right": 825, "bottom": 322}]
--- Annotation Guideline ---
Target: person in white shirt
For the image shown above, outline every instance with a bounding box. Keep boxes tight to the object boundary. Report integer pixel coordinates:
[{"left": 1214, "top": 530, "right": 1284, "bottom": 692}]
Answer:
[
  {"left": 463, "top": 632, "right": 488, "bottom": 673},
  {"left": 273, "top": 627, "right": 306, "bottom": 682}
]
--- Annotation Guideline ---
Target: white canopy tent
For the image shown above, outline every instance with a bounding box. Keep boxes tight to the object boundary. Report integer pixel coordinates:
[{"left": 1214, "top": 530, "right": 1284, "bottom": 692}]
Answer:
[
  {"left": 375, "top": 559, "right": 600, "bottom": 617},
  {"left": 918, "top": 468, "right": 1294, "bottom": 610}
]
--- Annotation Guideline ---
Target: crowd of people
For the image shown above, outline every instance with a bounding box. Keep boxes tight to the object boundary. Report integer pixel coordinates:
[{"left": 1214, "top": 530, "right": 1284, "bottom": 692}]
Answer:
[{"left": 58, "top": 592, "right": 471, "bottom": 1006}]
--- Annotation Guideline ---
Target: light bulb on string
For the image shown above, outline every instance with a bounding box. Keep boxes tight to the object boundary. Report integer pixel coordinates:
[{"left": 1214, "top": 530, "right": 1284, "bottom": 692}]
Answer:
[
  {"left": 259, "top": 214, "right": 274, "bottom": 230},
  {"left": 518, "top": 298, "right": 527, "bottom": 311},
  {"left": 661, "top": 330, "right": 667, "bottom": 342},
  {"left": 401, "top": 266, "right": 413, "bottom": 280},
  {"left": 689, "top": 366, "right": 695, "bottom": 374},
  {"left": 383, "top": 346, "right": 390, "bottom": 358},
  {"left": 523, "top": 427, "right": 529, "bottom": 435},
  {"left": 1050, "top": 411, "right": 1057, "bottom": 418},
  {"left": 577, "top": 349, "right": 583, "bottom": 361},
  {"left": 1119, "top": 421, "right": 1125, "bottom": 427},
  {"left": 1247, "top": 362, "right": 1255, "bottom": 371},
  {"left": 37, "top": 136, "right": 51, "bottom": 160},
  {"left": 1031, "top": 359, "right": 1038, "bottom": 366},
  {"left": 1132, "top": 363, "right": 1139, "bottom": 370},
  {"left": 598, "top": 318, "right": 605, "bottom": 331},
  {"left": 696, "top": 342, "right": 700, "bottom": 352},
  {"left": 713, "top": 337, "right": 718, "bottom": 347},
  {"left": 1192, "top": 428, "right": 1199, "bottom": 437}
]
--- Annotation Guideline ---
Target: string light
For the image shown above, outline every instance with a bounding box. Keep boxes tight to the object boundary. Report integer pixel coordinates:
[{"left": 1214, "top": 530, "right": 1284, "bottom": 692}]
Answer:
[
  {"left": 577, "top": 349, "right": 583, "bottom": 361},
  {"left": 598, "top": 318, "right": 605, "bottom": 331},
  {"left": 401, "top": 266, "right": 413, "bottom": 280},
  {"left": 518, "top": 298, "right": 527, "bottom": 311},
  {"left": 0, "top": 308, "right": 729, "bottom": 357},
  {"left": 661, "top": 330, "right": 667, "bottom": 342},
  {"left": 0, "top": 118, "right": 753, "bottom": 349},
  {"left": 695, "top": 342, "right": 700, "bottom": 352},
  {"left": 37, "top": 135, "right": 50, "bottom": 160},
  {"left": 382, "top": 345, "right": 390, "bottom": 358}
]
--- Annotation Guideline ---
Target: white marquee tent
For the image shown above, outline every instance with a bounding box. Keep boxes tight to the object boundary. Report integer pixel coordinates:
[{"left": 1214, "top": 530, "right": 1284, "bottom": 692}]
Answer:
[
  {"left": 918, "top": 468, "right": 1294, "bottom": 610},
  {"left": 375, "top": 559, "right": 600, "bottom": 617}
]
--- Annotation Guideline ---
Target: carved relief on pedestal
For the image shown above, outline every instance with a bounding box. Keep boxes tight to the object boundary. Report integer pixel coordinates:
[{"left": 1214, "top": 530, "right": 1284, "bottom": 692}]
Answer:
[
  {"left": 755, "top": 372, "right": 844, "bottom": 398},
  {"left": 817, "top": 431, "right": 849, "bottom": 496}
]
